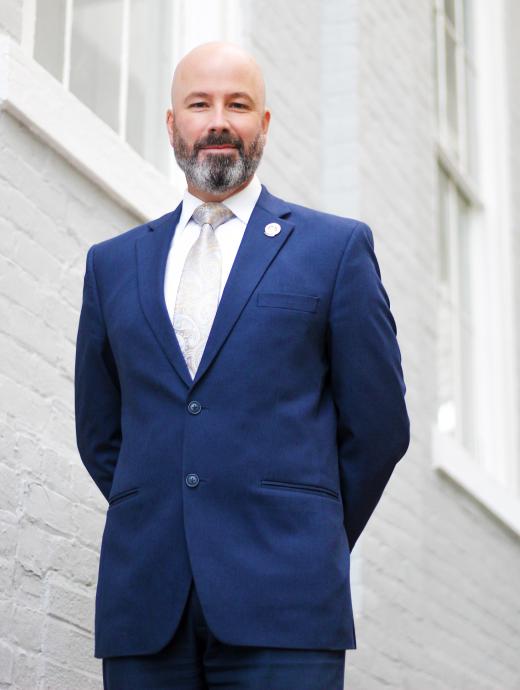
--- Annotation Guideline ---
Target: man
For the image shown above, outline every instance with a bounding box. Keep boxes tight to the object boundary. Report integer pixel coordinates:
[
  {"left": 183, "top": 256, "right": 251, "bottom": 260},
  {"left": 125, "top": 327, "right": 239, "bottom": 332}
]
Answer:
[{"left": 75, "top": 41, "right": 410, "bottom": 690}]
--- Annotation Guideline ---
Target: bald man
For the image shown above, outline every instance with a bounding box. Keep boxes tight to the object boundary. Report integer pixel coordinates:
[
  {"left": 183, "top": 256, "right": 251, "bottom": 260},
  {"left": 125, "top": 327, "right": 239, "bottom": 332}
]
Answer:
[{"left": 75, "top": 41, "right": 410, "bottom": 690}]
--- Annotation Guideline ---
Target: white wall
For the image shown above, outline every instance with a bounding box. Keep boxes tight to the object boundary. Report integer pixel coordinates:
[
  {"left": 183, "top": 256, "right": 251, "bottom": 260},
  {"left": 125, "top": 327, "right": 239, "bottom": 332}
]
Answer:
[{"left": 0, "top": 102, "right": 139, "bottom": 687}]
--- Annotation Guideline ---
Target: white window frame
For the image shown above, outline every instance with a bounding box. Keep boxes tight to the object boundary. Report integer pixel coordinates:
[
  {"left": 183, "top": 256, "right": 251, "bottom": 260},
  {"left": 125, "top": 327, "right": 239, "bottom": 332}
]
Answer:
[
  {"left": 432, "top": 0, "right": 520, "bottom": 536},
  {"left": 3, "top": 0, "right": 243, "bottom": 221}
]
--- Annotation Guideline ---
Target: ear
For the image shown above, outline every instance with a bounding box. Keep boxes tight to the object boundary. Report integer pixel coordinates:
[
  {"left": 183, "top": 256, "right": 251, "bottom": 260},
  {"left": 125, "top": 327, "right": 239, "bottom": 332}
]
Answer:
[
  {"left": 261, "top": 109, "right": 271, "bottom": 135},
  {"left": 166, "top": 108, "right": 175, "bottom": 146}
]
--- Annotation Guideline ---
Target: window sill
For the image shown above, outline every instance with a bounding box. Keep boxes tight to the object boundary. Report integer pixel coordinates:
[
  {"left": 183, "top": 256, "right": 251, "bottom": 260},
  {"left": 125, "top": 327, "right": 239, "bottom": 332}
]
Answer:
[
  {"left": 431, "top": 424, "right": 520, "bottom": 538},
  {"left": 0, "top": 34, "right": 181, "bottom": 221}
]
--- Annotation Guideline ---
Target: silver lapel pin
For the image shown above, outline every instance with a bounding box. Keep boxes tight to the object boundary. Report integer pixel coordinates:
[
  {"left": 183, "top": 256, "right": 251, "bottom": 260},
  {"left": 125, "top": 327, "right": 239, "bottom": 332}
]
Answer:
[{"left": 264, "top": 222, "right": 281, "bottom": 237}]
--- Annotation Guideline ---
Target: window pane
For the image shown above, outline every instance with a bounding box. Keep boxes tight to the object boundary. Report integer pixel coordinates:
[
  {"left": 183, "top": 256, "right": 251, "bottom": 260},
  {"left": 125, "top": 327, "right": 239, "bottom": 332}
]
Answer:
[
  {"left": 34, "top": 0, "right": 67, "bottom": 81},
  {"left": 69, "top": 0, "right": 123, "bottom": 132},
  {"left": 457, "top": 193, "right": 476, "bottom": 454},
  {"left": 465, "top": 61, "right": 478, "bottom": 181},
  {"left": 444, "top": 0, "right": 456, "bottom": 26},
  {"left": 438, "top": 166, "right": 450, "bottom": 285},
  {"left": 457, "top": 193, "right": 473, "bottom": 323},
  {"left": 437, "top": 306, "right": 456, "bottom": 435},
  {"left": 126, "top": 0, "right": 173, "bottom": 176},
  {"left": 445, "top": 28, "right": 459, "bottom": 153},
  {"left": 463, "top": 0, "right": 474, "bottom": 57},
  {"left": 437, "top": 168, "right": 456, "bottom": 434}
]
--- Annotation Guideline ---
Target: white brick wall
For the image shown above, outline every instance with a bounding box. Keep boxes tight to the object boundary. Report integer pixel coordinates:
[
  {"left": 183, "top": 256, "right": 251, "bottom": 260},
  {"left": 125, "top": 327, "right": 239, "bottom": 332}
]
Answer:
[
  {"left": 0, "top": 109, "right": 138, "bottom": 689},
  {"left": 1, "top": 1, "right": 519, "bottom": 688},
  {"left": 242, "top": 0, "right": 322, "bottom": 208}
]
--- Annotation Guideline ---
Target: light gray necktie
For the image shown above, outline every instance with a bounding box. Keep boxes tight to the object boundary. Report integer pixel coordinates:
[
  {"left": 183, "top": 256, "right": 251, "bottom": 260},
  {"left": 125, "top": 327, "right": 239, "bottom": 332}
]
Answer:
[{"left": 172, "top": 202, "right": 235, "bottom": 379}]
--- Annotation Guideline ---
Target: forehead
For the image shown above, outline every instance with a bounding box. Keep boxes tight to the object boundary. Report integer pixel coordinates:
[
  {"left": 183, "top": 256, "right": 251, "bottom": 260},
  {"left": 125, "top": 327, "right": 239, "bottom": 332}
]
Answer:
[{"left": 174, "top": 54, "right": 263, "bottom": 105}]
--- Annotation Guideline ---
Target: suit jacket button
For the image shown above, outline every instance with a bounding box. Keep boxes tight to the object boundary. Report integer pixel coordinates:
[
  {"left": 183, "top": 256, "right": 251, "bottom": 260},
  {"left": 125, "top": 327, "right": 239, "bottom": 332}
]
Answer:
[
  {"left": 185, "top": 473, "right": 199, "bottom": 488},
  {"left": 187, "top": 400, "right": 202, "bottom": 414}
]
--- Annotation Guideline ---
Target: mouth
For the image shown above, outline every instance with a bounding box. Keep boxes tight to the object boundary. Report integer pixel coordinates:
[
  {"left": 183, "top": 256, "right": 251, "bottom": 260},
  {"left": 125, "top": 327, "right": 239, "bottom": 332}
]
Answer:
[{"left": 199, "top": 145, "right": 237, "bottom": 153}]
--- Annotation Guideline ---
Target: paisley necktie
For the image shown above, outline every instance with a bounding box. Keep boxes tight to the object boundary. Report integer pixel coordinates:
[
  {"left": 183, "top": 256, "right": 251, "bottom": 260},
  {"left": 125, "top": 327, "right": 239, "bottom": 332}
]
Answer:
[{"left": 172, "top": 202, "right": 235, "bottom": 378}]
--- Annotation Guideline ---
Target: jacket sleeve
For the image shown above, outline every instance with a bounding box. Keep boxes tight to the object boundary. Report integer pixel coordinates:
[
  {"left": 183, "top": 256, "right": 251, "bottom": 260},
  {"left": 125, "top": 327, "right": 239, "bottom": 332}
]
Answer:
[
  {"left": 74, "top": 245, "right": 122, "bottom": 502},
  {"left": 327, "top": 221, "right": 410, "bottom": 552}
]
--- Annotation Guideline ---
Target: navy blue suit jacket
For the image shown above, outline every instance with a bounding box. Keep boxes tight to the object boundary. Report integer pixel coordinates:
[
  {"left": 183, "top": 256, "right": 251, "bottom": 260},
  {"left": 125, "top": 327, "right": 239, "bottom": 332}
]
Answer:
[{"left": 74, "top": 184, "right": 410, "bottom": 658}]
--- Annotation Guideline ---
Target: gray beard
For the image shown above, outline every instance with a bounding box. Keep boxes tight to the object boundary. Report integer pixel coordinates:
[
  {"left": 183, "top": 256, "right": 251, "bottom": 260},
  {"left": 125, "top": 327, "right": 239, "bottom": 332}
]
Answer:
[{"left": 172, "top": 130, "right": 265, "bottom": 194}]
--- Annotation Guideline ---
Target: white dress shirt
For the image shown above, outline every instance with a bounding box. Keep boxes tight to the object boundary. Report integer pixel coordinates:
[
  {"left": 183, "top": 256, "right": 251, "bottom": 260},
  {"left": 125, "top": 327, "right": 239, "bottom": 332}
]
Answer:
[{"left": 164, "top": 174, "right": 262, "bottom": 324}]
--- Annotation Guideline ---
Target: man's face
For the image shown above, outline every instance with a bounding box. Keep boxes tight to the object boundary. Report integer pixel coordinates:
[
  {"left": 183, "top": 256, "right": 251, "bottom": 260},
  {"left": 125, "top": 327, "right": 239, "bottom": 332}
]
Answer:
[{"left": 166, "top": 47, "right": 270, "bottom": 198}]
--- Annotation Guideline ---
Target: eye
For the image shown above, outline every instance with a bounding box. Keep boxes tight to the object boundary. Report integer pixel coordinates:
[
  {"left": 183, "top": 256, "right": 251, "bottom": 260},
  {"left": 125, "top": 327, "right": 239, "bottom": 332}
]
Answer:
[
  {"left": 229, "top": 102, "right": 248, "bottom": 110},
  {"left": 189, "top": 101, "right": 208, "bottom": 109}
]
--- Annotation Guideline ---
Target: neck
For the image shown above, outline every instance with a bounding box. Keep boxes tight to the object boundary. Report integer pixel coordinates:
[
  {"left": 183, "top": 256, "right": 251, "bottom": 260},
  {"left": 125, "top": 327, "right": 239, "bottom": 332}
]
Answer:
[{"left": 187, "top": 176, "right": 253, "bottom": 202}]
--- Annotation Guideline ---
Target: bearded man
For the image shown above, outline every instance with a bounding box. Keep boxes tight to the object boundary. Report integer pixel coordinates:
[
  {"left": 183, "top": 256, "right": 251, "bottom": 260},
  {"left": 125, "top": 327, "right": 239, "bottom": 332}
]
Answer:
[{"left": 75, "top": 41, "right": 410, "bottom": 690}]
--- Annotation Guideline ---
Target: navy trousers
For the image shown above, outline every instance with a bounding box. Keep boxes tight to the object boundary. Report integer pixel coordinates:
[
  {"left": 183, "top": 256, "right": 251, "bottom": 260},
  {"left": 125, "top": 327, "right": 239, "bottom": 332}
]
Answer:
[{"left": 102, "top": 580, "right": 346, "bottom": 690}]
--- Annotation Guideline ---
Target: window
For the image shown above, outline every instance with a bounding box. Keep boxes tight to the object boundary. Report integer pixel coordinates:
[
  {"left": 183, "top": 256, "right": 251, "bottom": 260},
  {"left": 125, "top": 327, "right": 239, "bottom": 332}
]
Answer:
[
  {"left": 30, "top": 0, "right": 243, "bottom": 181},
  {"left": 434, "top": 0, "right": 479, "bottom": 454},
  {"left": 33, "top": 0, "right": 175, "bottom": 177},
  {"left": 433, "top": 0, "right": 520, "bottom": 533}
]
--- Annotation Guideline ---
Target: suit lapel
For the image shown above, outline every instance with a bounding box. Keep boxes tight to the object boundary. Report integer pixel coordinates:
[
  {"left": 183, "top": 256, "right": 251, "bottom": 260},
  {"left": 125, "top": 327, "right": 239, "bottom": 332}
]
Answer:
[
  {"left": 136, "top": 202, "right": 194, "bottom": 388},
  {"left": 136, "top": 185, "right": 295, "bottom": 390},
  {"left": 192, "top": 188, "right": 294, "bottom": 386}
]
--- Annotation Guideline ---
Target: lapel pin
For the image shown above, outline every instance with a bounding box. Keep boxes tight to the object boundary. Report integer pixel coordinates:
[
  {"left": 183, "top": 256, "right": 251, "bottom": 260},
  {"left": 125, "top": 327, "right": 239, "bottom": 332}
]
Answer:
[{"left": 264, "top": 222, "right": 281, "bottom": 237}]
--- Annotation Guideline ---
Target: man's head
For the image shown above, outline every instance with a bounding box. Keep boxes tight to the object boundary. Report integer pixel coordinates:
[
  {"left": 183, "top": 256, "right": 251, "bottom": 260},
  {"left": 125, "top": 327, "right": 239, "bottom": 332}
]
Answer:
[{"left": 166, "top": 41, "right": 270, "bottom": 201}]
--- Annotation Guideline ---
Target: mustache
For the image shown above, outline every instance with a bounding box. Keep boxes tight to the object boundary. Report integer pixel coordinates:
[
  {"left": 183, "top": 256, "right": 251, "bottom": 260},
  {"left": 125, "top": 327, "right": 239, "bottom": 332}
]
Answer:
[{"left": 194, "top": 133, "right": 244, "bottom": 155}]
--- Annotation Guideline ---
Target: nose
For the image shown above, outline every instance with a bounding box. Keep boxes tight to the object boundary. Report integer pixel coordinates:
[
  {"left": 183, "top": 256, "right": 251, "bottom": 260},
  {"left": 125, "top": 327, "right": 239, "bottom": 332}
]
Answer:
[{"left": 206, "top": 103, "right": 230, "bottom": 133}]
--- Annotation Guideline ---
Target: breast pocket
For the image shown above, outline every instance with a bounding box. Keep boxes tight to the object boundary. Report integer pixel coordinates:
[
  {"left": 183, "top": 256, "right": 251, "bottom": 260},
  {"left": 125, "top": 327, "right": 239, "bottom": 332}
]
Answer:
[{"left": 256, "top": 291, "right": 320, "bottom": 313}]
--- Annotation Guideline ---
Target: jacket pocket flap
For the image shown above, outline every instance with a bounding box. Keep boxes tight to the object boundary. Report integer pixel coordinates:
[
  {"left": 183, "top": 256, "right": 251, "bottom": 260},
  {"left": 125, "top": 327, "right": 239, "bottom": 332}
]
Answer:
[
  {"left": 257, "top": 292, "right": 319, "bottom": 313},
  {"left": 108, "top": 487, "right": 139, "bottom": 507}
]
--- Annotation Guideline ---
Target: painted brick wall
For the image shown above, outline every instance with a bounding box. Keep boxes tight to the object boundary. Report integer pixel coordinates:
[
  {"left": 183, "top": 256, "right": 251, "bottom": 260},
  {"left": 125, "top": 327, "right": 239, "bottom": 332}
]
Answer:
[
  {"left": 242, "top": 0, "right": 322, "bottom": 209},
  {"left": 0, "top": 109, "right": 138, "bottom": 688}
]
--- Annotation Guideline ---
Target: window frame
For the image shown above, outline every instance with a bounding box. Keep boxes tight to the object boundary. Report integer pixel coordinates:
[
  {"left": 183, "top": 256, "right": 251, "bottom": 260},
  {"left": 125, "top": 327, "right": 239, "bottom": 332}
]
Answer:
[
  {"left": 17, "top": 0, "right": 244, "bottom": 205},
  {"left": 1, "top": 32, "right": 176, "bottom": 221},
  {"left": 432, "top": 0, "right": 520, "bottom": 537}
]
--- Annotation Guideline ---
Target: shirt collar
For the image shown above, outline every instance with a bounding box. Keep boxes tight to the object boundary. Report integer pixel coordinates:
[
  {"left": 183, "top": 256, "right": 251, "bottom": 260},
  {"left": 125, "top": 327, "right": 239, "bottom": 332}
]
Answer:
[{"left": 177, "top": 174, "right": 262, "bottom": 231}]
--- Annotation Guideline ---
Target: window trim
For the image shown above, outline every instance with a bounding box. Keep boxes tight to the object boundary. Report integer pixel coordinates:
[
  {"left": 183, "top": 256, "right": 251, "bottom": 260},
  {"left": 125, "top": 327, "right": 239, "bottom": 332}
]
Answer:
[
  {"left": 432, "top": 425, "right": 520, "bottom": 538},
  {"left": 434, "top": 0, "right": 476, "bottom": 180},
  {"left": 432, "top": 0, "right": 520, "bottom": 530},
  {"left": 0, "top": 34, "right": 180, "bottom": 221}
]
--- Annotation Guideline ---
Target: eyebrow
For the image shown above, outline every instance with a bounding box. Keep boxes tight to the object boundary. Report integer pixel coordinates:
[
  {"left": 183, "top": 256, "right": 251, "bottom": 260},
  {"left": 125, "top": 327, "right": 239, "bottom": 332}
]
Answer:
[
  {"left": 184, "top": 91, "right": 255, "bottom": 104},
  {"left": 228, "top": 92, "right": 254, "bottom": 102}
]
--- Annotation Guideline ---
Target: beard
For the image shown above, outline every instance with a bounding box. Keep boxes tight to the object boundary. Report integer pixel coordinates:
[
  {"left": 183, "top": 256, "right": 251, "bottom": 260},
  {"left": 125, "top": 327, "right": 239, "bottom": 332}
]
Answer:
[{"left": 171, "top": 125, "right": 265, "bottom": 194}]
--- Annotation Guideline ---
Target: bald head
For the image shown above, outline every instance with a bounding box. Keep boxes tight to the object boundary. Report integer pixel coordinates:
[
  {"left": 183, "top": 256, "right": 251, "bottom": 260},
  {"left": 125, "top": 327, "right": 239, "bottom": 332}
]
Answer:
[
  {"left": 171, "top": 41, "right": 266, "bottom": 113},
  {"left": 165, "top": 41, "right": 270, "bottom": 201}
]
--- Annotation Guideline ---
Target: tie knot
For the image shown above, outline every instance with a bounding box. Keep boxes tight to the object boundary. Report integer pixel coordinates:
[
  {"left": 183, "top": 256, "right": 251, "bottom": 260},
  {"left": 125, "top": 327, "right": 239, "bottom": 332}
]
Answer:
[{"left": 192, "top": 202, "right": 234, "bottom": 230}]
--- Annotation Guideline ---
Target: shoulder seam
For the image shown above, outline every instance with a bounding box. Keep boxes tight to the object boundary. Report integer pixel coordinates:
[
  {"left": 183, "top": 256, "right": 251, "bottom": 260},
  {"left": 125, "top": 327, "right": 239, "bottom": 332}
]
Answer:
[
  {"left": 89, "top": 245, "right": 109, "bottom": 335},
  {"left": 326, "top": 220, "right": 364, "bottom": 324}
]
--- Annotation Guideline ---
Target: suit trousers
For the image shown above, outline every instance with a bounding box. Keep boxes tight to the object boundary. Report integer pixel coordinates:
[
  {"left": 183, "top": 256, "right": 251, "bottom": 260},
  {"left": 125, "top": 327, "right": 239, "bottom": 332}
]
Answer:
[{"left": 102, "top": 579, "right": 346, "bottom": 690}]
